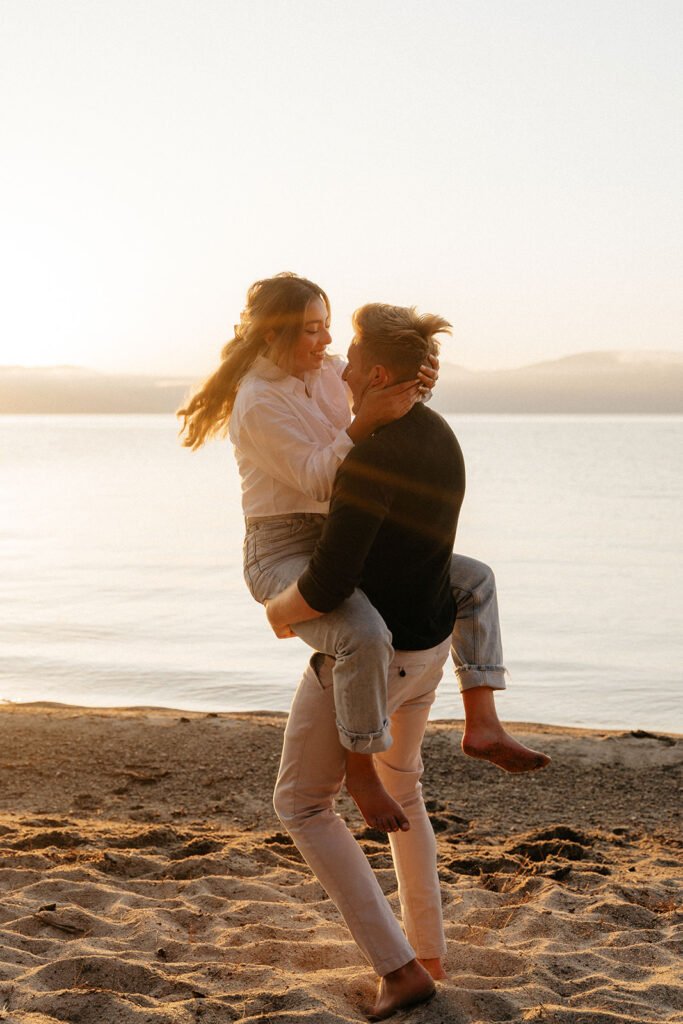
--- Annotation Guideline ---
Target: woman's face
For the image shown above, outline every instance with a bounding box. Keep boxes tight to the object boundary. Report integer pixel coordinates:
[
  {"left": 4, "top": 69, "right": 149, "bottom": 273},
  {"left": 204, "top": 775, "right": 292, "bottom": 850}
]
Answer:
[{"left": 289, "top": 297, "right": 332, "bottom": 379}]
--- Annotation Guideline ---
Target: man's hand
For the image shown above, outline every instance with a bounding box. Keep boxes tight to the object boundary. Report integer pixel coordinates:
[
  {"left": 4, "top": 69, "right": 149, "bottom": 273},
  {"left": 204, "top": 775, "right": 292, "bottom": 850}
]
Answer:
[
  {"left": 264, "top": 581, "right": 323, "bottom": 639},
  {"left": 265, "top": 600, "right": 296, "bottom": 638}
]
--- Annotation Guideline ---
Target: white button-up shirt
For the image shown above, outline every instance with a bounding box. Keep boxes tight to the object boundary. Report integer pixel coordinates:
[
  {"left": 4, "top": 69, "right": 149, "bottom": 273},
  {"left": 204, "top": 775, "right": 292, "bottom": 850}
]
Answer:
[{"left": 229, "top": 354, "right": 353, "bottom": 517}]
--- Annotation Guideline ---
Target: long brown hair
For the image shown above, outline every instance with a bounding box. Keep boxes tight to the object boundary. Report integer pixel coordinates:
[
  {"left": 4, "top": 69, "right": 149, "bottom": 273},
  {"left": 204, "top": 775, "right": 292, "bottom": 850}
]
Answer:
[{"left": 178, "top": 273, "right": 330, "bottom": 449}]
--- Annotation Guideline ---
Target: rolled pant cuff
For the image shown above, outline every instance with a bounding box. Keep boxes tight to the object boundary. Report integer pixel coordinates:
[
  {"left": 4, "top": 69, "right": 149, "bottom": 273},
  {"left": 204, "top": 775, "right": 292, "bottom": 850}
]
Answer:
[
  {"left": 455, "top": 665, "right": 507, "bottom": 692},
  {"left": 336, "top": 718, "right": 393, "bottom": 754},
  {"left": 415, "top": 944, "right": 448, "bottom": 960}
]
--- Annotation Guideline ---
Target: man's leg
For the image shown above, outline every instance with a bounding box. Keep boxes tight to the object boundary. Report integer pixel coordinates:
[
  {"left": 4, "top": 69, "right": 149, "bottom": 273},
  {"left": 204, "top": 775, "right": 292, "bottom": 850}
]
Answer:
[
  {"left": 273, "top": 653, "right": 417, "bottom": 977},
  {"left": 367, "top": 641, "right": 452, "bottom": 1020},
  {"left": 450, "top": 554, "right": 550, "bottom": 772},
  {"left": 374, "top": 644, "right": 449, "bottom": 963}
]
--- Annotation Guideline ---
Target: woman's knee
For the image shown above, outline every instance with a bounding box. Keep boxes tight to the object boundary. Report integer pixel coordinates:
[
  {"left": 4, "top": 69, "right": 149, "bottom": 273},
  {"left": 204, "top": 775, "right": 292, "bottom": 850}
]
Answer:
[
  {"left": 335, "top": 612, "right": 393, "bottom": 664},
  {"left": 450, "top": 554, "right": 496, "bottom": 596}
]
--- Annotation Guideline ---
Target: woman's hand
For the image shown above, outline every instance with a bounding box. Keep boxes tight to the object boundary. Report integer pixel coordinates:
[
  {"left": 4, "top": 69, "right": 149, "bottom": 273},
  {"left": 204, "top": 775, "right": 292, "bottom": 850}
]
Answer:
[
  {"left": 417, "top": 353, "right": 439, "bottom": 394},
  {"left": 347, "top": 379, "right": 420, "bottom": 442},
  {"left": 346, "top": 352, "right": 439, "bottom": 442}
]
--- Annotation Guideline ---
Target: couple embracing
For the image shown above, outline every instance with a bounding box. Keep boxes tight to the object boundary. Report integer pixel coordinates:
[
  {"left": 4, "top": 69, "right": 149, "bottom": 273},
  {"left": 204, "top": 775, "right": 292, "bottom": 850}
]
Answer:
[{"left": 179, "top": 273, "right": 549, "bottom": 1020}]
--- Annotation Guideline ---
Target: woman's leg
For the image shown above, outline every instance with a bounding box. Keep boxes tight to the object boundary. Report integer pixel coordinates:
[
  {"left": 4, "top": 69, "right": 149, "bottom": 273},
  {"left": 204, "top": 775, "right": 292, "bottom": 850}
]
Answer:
[
  {"left": 245, "top": 516, "right": 395, "bottom": 754},
  {"left": 283, "top": 586, "right": 410, "bottom": 830},
  {"left": 449, "top": 554, "right": 550, "bottom": 772},
  {"left": 449, "top": 553, "right": 506, "bottom": 690},
  {"left": 245, "top": 516, "right": 406, "bottom": 827}
]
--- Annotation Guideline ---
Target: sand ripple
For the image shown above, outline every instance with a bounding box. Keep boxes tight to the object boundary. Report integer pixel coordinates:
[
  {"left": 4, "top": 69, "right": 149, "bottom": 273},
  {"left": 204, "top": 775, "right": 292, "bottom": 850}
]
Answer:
[
  {"left": 0, "top": 709, "right": 680, "bottom": 1022},
  {"left": 0, "top": 814, "right": 679, "bottom": 1023}
]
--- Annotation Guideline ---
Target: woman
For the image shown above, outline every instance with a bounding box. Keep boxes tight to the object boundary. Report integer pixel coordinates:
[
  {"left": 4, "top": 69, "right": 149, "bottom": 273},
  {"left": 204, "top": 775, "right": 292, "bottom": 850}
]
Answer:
[
  {"left": 179, "top": 273, "right": 436, "bottom": 829},
  {"left": 178, "top": 274, "right": 548, "bottom": 830}
]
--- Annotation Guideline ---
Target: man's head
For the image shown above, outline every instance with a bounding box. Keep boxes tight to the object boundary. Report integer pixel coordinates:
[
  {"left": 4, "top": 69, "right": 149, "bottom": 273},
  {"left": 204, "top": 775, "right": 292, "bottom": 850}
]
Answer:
[{"left": 343, "top": 303, "right": 451, "bottom": 411}]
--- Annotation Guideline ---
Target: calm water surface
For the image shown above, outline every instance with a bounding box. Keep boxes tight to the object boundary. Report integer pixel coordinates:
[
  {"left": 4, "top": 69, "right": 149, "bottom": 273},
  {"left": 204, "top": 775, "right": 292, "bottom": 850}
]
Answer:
[{"left": 1, "top": 414, "right": 681, "bottom": 732}]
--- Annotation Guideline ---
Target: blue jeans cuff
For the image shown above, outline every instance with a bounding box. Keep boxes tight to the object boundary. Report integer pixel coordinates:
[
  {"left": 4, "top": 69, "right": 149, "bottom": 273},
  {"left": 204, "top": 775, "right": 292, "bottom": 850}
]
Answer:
[
  {"left": 336, "top": 718, "right": 393, "bottom": 753},
  {"left": 455, "top": 665, "right": 508, "bottom": 692}
]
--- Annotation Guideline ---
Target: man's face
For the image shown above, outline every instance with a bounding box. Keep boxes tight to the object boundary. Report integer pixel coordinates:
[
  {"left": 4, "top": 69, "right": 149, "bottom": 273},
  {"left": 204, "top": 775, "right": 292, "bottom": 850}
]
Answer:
[{"left": 342, "top": 340, "right": 374, "bottom": 412}]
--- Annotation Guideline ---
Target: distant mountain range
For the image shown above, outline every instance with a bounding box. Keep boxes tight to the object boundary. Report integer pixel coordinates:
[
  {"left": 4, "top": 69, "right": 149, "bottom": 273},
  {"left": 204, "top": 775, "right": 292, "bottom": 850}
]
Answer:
[
  {"left": 428, "top": 351, "right": 683, "bottom": 414},
  {"left": 1, "top": 351, "right": 682, "bottom": 414}
]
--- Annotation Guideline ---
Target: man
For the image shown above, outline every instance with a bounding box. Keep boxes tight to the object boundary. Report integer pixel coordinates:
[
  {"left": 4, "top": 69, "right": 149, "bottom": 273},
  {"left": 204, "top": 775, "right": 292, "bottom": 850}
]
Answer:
[{"left": 265, "top": 302, "right": 468, "bottom": 1020}]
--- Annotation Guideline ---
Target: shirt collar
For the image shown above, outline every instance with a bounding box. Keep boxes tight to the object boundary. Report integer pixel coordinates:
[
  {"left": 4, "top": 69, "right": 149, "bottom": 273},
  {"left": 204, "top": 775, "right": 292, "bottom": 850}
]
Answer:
[{"left": 251, "top": 355, "right": 320, "bottom": 395}]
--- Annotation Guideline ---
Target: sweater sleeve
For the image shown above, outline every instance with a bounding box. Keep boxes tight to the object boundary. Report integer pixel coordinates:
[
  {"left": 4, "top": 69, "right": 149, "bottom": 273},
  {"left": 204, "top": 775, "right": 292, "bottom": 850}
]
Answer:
[{"left": 298, "top": 446, "right": 392, "bottom": 611}]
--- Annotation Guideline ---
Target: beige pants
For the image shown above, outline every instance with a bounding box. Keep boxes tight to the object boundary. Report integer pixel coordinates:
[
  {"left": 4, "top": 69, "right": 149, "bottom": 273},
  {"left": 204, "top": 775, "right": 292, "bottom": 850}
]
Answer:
[{"left": 273, "top": 637, "right": 451, "bottom": 976}]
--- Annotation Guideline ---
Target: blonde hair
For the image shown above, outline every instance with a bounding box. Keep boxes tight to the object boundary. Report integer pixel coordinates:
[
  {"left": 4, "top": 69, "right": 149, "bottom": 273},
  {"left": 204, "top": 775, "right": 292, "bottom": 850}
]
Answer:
[
  {"left": 178, "top": 273, "right": 330, "bottom": 449},
  {"left": 352, "top": 303, "right": 451, "bottom": 382}
]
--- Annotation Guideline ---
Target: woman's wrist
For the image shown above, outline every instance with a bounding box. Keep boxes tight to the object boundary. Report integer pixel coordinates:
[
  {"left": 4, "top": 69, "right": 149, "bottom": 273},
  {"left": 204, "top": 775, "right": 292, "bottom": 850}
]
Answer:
[{"left": 346, "top": 413, "right": 374, "bottom": 444}]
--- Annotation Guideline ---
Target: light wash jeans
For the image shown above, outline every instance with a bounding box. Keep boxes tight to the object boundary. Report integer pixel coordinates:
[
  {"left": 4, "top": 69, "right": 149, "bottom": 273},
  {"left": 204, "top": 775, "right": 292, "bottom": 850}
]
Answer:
[
  {"left": 273, "top": 638, "right": 452, "bottom": 976},
  {"left": 243, "top": 513, "right": 506, "bottom": 753}
]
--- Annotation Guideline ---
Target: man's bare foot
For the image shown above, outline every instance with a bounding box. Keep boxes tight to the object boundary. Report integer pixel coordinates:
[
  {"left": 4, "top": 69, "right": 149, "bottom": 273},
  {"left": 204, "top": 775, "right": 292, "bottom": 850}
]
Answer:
[
  {"left": 418, "top": 956, "right": 447, "bottom": 980},
  {"left": 368, "top": 959, "right": 436, "bottom": 1021},
  {"left": 345, "top": 752, "right": 409, "bottom": 833},
  {"left": 462, "top": 725, "right": 551, "bottom": 773}
]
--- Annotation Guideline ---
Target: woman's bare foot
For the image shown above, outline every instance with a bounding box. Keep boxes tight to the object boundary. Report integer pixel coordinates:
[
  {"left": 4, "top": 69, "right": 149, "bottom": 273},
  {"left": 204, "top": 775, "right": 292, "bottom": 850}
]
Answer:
[
  {"left": 462, "top": 724, "right": 551, "bottom": 773},
  {"left": 460, "top": 686, "right": 550, "bottom": 773},
  {"left": 345, "top": 752, "right": 409, "bottom": 833},
  {"left": 368, "top": 959, "right": 436, "bottom": 1021},
  {"left": 418, "top": 956, "right": 447, "bottom": 980}
]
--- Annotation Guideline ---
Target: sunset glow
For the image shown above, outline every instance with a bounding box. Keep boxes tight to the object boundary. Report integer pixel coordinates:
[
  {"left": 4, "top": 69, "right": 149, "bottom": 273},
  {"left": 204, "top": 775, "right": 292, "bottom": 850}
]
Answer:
[{"left": 1, "top": 0, "right": 681, "bottom": 374}]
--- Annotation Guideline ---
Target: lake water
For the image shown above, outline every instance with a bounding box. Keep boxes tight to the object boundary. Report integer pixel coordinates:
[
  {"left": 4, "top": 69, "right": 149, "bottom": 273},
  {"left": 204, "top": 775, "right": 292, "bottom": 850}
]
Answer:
[{"left": 1, "top": 414, "right": 681, "bottom": 733}]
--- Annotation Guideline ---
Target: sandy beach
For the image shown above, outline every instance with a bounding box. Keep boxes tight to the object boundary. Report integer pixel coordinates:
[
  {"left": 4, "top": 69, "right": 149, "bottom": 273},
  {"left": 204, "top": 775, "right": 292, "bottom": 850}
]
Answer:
[{"left": 0, "top": 704, "right": 680, "bottom": 1024}]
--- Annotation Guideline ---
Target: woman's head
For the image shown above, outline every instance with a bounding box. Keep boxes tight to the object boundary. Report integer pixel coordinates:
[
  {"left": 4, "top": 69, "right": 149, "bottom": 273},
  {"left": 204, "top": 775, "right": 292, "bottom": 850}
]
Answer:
[
  {"left": 238, "top": 273, "right": 331, "bottom": 377},
  {"left": 177, "top": 272, "right": 330, "bottom": 449}
]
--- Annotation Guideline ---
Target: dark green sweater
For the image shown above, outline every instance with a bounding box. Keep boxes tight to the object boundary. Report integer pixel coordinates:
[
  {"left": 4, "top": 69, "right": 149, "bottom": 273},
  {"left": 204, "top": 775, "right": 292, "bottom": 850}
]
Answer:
[{"left": 298, "top": 402, "right": 466, "bottom": 650}]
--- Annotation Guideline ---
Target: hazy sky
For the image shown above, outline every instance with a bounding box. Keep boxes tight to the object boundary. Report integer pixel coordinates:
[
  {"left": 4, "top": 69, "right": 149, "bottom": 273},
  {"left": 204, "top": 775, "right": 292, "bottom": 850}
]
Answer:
[{"left": 1, "top": 0, "right": 681, "bottom": 374}]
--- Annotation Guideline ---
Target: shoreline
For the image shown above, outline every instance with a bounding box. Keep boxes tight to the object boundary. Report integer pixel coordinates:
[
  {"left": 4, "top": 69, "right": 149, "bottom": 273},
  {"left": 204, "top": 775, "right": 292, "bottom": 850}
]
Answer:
[
  {"left": 0, "top": 704, "right": 680, "bottom": 1022},
  {"left": 3, "top": 699, "right": 682, "bottom": 739}
]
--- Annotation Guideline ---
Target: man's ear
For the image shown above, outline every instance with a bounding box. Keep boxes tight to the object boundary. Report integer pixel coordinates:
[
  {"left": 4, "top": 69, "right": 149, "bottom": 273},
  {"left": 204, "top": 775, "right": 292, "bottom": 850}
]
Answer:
[{"left": 371, "top": 364, "right": 391, "bottom": 387}]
